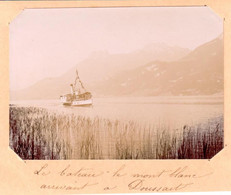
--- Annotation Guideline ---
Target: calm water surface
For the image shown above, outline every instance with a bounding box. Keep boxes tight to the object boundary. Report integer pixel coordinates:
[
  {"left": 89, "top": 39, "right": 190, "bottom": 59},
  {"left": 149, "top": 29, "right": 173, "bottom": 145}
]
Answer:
[{"left": 11, "top": 96, "right": 223, "bottom": 129}]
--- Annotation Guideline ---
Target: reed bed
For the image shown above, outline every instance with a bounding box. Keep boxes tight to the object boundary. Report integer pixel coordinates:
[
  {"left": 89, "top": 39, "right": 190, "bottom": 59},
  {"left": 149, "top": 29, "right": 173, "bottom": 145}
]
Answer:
[{"left": 9, "top": 106, "right": 223, "bottom": 159}]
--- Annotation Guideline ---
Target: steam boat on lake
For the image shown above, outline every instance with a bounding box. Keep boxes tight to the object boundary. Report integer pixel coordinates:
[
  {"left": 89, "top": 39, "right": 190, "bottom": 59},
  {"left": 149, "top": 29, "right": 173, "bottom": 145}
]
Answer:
[{"left": 60, "top": 70, "right": 93, "bottom": 106}]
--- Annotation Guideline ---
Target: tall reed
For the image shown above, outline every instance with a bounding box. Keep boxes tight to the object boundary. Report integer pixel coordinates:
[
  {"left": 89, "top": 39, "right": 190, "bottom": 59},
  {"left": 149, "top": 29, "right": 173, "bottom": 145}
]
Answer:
[{"left": 9, "top": 106, "right": 223, "bottom": 159}]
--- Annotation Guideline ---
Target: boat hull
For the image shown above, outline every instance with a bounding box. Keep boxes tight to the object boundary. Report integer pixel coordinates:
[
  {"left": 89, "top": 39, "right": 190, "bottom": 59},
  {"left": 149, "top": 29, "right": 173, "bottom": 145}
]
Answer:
[
  {"left": 62, "top": 102, "right": 72, "bottom": 106},
  {"left": 61, "top": 98, "right": 93, "bottom": 107},
  {"left": 71, "top": 99, "right": 93, "bottom": 106}
]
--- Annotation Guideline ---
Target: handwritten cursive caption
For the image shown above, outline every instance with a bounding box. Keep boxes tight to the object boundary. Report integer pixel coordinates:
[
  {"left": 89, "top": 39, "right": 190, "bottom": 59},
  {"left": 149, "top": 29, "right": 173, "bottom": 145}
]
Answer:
[{"left": 33, "top": 164, "right": 213, "bottom": 192}]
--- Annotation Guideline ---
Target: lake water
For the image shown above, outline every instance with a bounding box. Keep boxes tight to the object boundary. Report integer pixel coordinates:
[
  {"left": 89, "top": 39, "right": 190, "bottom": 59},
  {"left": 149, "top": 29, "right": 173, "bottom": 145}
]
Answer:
[
  {"left": 10, "top": 96, "right": 224, "bottom": 159},
  {"left": 10, "top": 96, "right": 223, "bottom": 129}
]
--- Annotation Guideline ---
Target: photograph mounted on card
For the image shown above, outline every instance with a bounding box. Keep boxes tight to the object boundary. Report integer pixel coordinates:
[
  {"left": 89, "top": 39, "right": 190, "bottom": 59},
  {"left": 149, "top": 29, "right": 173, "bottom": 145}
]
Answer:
[{"left": 0, "top": 0, "right": 230, "bottom": 194}]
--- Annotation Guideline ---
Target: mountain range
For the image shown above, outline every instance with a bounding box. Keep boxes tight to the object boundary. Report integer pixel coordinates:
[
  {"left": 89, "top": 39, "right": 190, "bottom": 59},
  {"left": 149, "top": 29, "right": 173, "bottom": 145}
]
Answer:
[
  {"left": 91, "top": 35, "right": 223, "bottom": 96},
  {"left": 10, "top": 36, "right": 223, "bottom": 100}
]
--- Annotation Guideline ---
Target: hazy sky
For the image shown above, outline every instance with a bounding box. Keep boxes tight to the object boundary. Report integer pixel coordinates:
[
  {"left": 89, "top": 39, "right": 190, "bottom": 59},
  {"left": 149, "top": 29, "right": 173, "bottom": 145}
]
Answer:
[{"left": 10, "top": 7, "right": 223, "bottom": 90}]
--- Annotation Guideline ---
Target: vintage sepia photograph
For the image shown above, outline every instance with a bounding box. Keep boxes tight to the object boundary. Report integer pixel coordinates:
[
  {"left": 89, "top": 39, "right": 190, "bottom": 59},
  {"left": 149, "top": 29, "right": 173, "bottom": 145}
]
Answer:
[{"left": 9, "top": 7, "right": 224, "bottom": 160}]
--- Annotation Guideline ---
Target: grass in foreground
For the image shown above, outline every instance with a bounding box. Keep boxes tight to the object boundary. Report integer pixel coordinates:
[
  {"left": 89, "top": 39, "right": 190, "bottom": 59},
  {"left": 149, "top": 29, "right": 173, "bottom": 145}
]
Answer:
[{"left": 9, "top": 107, "right": 223, "bottom": 159}]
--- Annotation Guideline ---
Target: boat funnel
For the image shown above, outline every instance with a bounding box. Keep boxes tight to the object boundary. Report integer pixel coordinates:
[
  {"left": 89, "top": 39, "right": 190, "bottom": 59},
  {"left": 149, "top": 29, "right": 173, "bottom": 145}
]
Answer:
[{"left": 70, "top": 84, "right": 74, "bottom": 94}]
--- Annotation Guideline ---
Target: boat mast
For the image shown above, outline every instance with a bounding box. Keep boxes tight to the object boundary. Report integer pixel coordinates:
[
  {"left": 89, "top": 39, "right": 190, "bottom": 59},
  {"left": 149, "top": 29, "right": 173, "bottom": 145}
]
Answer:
[{"left": 72, "top": 70, "right": 86, "bottom": 94}]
